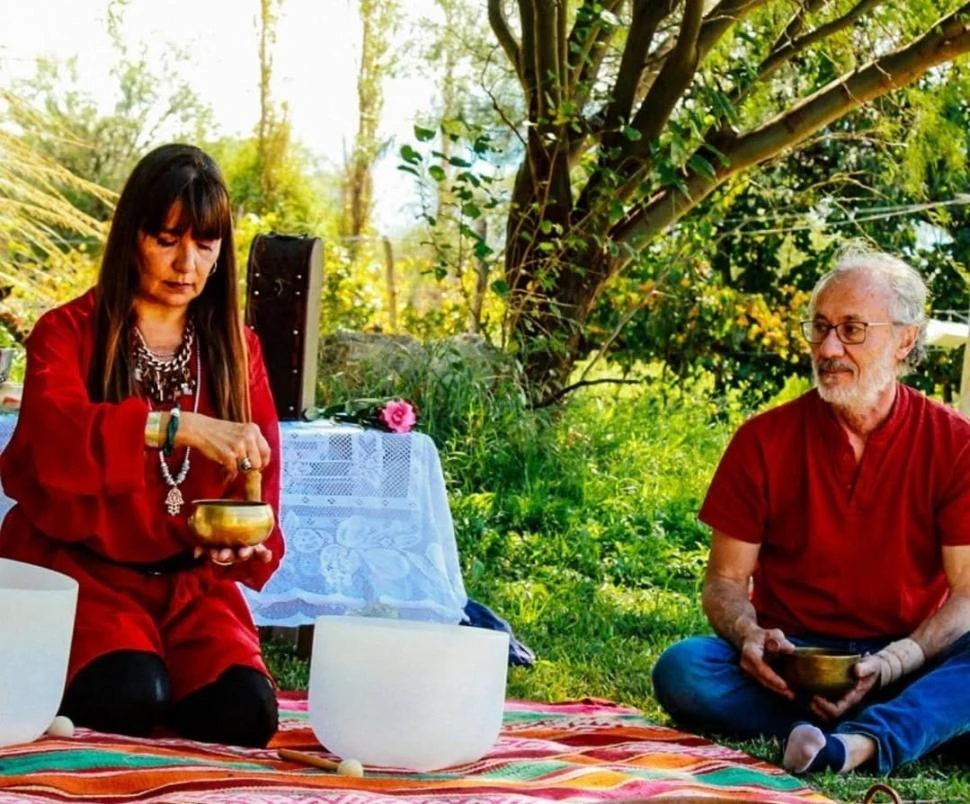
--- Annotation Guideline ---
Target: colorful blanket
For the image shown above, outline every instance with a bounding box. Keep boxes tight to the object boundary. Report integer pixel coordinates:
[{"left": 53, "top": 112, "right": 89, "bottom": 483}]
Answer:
[{"left": 0, "top": 695, "right": 831, "bottom": 803}]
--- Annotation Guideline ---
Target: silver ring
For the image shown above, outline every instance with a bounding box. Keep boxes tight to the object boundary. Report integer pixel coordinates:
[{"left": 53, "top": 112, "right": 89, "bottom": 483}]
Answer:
[{"left": 238, "top": 456, "right": 254, "bottom": 472}]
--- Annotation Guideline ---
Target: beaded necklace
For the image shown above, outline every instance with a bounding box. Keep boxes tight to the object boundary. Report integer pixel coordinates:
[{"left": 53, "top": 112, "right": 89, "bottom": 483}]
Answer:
[
  {"left": 134, "top": 320, "right": 203, "bottom": 515},
  {"left": 156, "top": 345, "right": 202, "bottom": 515}
]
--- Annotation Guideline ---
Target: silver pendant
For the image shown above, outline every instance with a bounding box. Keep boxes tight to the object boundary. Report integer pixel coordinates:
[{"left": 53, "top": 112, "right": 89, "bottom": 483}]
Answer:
[{"left": 165, "top": 486, "right": 184, "bottom": 515}]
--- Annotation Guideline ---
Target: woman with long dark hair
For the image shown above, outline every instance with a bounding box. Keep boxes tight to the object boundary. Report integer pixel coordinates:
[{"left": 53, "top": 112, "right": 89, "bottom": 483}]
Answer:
[{"left": 0, "top": 143, "right": 283, "bottom": 747}]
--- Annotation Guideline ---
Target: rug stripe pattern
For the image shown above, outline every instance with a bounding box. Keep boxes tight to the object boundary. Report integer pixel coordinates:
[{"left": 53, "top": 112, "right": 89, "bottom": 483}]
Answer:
[{"left": 0, "top": 695, "right": 832, "bottom": 803}]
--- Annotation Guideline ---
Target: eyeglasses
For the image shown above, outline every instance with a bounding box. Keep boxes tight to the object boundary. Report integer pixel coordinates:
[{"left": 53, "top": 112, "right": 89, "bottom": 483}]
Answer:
[{"left": 799, "top": 320, "right": 900, "bottom": 345}]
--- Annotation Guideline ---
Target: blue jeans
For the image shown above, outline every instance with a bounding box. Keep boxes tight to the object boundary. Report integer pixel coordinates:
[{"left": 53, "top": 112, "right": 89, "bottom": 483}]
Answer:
[{"left": 652, "top": 632, "right": 970, "bottom": 773}]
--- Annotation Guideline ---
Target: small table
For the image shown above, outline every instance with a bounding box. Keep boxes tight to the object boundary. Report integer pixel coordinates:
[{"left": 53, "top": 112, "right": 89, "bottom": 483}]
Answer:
[
  {"left": 0, "top": 417, "right": 468, "bottom": 631},
  {"left": 243, "top": 421, "right": 467, "bottom": 626}
]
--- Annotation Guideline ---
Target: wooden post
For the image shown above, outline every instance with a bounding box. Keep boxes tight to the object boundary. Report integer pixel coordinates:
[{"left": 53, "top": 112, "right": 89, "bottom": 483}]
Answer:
[
  {"left": 470, "top": 218, "right": 488, "bottom": 334},
  {"left": 960, "top": 317, "right": 970, "bottom": 417},
  {"left": 382, "top": 236, "right": 397, "bottom": 334}
]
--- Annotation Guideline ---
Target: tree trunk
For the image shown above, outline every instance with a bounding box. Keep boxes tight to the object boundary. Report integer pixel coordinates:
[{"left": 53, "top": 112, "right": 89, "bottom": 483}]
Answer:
[{"left": 503, "top": 1, "right": 970, "bottom": 401}]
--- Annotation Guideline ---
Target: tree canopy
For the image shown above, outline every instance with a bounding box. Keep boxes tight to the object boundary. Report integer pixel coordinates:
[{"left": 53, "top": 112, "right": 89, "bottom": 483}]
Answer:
[{"left": 482, "top": 0, "right": 970, "bottom": 398}]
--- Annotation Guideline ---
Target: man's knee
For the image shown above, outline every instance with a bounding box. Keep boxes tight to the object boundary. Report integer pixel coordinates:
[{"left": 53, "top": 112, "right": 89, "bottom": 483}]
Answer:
[{"left": 653, "top": 636, "right": 732, "bottom": 719}]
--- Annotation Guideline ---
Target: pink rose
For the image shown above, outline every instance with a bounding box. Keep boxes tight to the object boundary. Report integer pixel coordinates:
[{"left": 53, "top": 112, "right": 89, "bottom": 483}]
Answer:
[{"left": 379, "top": 400, "right": 417, "bottom": 433}]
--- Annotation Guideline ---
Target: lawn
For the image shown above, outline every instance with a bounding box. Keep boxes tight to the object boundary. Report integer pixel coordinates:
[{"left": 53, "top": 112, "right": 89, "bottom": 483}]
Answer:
[{"left": 268, "top": 369, "right": 970, "bottom": 802}]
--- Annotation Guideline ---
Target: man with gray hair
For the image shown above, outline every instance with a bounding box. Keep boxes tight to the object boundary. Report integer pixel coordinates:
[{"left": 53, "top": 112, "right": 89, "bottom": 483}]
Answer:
[{"left": 652, "top": 248, "right": 970, "bottom": 775}]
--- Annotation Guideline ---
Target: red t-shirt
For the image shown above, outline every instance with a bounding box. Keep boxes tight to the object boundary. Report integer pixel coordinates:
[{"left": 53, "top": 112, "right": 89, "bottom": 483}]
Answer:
[{"left": 699, "top": 385, "right": 970, "bottom": 639}]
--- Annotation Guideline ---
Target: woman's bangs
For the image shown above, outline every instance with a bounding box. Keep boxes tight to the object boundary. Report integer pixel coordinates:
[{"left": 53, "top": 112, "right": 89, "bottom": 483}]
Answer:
[
  {"left": 178, "top": 179, "right": 231, "bottom": 241},
  {"left": 140, "top": 173, "right": 230, "bottom": 241}
]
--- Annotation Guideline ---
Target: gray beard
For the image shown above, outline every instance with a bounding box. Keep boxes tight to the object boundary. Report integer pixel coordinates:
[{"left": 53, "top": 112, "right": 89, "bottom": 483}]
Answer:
[{"left": 813, "top": 356, "right": 897, "bottom": 414}]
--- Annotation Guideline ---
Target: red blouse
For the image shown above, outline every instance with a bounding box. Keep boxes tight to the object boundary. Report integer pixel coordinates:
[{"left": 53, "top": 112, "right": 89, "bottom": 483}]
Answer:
[{"left": 0, "top": 289, "right": 284, "bottom": 591}]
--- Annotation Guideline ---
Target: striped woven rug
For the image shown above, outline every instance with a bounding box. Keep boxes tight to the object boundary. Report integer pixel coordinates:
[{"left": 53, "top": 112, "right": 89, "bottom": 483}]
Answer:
[{"left": 0, "top": 694, "right": 832, "bottom": 803}]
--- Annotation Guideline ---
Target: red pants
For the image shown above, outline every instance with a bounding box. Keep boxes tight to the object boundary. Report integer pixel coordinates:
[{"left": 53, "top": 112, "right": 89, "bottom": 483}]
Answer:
[{"left": 2, "top": 523, "right": 267, "bottom": 701}]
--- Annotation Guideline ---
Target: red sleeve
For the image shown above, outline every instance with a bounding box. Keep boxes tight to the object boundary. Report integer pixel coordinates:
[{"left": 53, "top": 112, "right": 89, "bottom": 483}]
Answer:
[
  {"left": 698, "top": 418, "right": 768, "bottom": 544},
  {"left": 222, "top": 328, "right": 284, "bottom": 591},
  {"left": 1, "top": 301, "right": 148, "bottom": 509}
]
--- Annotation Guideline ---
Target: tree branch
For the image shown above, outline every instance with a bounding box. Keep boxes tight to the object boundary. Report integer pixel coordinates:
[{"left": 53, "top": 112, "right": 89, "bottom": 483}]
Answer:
[
  {"left": 518, "top": 0, "right": 538, "bottom": 112},
  {"left": 613, "top": 3, "right": 970, "bottom": 253},
  {"left": 696, "top": 0, "right": 772, "bottom": 60},
  {"left": 573, "top": 0, "right": 698, "bottom": 213},
  {"left": 770, "top": 0, "right": 830, "bottom": 54},
  {"left": 533, "top": 376, "right": 643, "bottom": 409},
  {"left": 605, "top": 0, "right": 680, "bottom": 128},
  {"left": 567, "top": 0, "right": 625, "bottom": 104},
  {"left": 488, "top": 0, "right": 523, "bottom": 82},
  {"left": 533, "top": 0, "right": 564, "bottom": 119},
  {"left": 626, "top": 0, "right": 705, "bottom": 152},
  {"left": 758, "top": 0, "right": 886, "bottom": 83}
]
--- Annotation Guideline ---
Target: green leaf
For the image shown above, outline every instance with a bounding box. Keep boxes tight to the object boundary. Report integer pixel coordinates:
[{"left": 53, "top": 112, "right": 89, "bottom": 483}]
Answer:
[
  {"left": 474, "top": 240, "right": 493, "bottom": 259},
  {"left": 621, "top": 126, "right": 642, "bottom": 141},
  {"left": 491, "top": 279, "right": 510, "bottom": 296},
  {"left": 428, "top": 164, "right": 447, "bottom": 182},
  {"left": 461, "top": 202, "right": 481, "bottom": 219},
  {"left": 711, "top": 91, "right": 739, "bottom": 126},
  {"left": 414, "top": 125, "right": 436, "bottom": 142},
  {"left": 687, "top": 154, "right": 718, "bottom": 182},
  {"left": 400, "top": 144, "right": 422, "bottom": 165},
  {"left": 458, "top": 171, "right": 482, "bottom": 188},
  {"left": 704, "top": 142, "right": 732, "bottom": 168}
]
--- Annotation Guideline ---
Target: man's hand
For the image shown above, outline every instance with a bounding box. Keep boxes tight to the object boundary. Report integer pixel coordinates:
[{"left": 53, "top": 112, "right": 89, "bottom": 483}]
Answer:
[
  {"left": 739, "top": 627, "right": 797, "bottom": 699},
  {"left": 808, "top": 655, "right": 881, "bottom": 721}
]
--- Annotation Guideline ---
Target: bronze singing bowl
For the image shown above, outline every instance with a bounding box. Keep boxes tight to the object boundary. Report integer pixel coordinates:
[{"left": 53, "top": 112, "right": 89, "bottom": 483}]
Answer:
[
  {"left": 779, "top": 647, "right": 861, "bottom": 698},
  {"left": 187, "top": 470, "right": 274, "bottom": 548}
]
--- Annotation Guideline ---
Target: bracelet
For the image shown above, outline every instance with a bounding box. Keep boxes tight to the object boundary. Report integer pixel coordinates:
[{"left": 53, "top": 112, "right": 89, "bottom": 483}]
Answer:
[
  {"left": 163, "top": 407, "right": 181, "bottom": 456},
  {"left": 874, "top": 638, "right": 925, "bottom": 687},
  {"left": 145, "top": 411, "right": 164, "bottom": 449}
]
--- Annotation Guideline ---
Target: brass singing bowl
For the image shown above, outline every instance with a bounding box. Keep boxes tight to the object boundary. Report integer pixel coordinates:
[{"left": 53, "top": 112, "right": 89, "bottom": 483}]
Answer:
[
  {"left": 187, "top": 500, "right": 275, "bottom": 547},
  {"left": 186, "top": 469, "right": 274, "bottom": 548},
  {"left": 778, "top": 647, "right": 861, "bottom": 698}
]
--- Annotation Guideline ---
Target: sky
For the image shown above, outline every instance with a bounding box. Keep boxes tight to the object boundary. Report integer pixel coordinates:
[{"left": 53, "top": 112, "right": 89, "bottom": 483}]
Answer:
[{"left": 0, "top": 0, "right": 438, "bottom": 232}]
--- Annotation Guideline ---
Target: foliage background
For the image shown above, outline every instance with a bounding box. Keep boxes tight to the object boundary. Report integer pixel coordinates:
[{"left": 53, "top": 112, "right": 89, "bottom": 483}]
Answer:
[{"left": 3, "top": 2, "right": 970, "bottom": 800}]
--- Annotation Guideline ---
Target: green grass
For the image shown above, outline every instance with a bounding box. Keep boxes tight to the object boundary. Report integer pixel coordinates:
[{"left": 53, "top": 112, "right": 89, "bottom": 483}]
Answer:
[{"left": 269, "top": 366, "right": 970, "bottom": 802}]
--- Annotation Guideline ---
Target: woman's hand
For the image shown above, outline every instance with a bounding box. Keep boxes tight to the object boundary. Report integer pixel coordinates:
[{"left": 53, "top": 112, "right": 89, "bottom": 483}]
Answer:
[
  {"left": 177, "top": 411, "right": 271, "bottom": 476},
  {"left": 739, "top": 626, "right": 797, "bottom": 700},
  {"left": 193, "top": 543, "right": 274, "bottom": 566}
]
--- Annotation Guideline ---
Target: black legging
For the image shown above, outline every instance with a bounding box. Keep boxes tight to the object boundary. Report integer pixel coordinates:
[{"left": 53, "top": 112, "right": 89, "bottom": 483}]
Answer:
[{"left": 60, "top": 650, "right": 278, "bottom": 747}]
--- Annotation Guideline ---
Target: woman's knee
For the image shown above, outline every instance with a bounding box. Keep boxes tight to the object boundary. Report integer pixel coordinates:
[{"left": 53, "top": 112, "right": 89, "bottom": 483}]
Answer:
[
  {"left": 60, "top": 650, "right": 171, "bottom": 737},
  {"left": 170, "top": 665, "right": 278, "bottom": 747}
]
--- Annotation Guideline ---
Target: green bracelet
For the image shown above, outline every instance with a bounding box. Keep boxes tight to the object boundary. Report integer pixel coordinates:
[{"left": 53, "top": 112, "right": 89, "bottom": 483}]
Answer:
[{"left": 163, "top": 406, "right": 181, "bottom": 456}]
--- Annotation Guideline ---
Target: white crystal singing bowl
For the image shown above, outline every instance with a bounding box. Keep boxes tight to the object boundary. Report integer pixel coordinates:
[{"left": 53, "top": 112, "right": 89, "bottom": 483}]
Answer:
[
  {"left": 0, "top": 559, "right": 78, "bottom": 747},
  {"left": 308, "top": 615, "right": 509, "bottom": 772}
]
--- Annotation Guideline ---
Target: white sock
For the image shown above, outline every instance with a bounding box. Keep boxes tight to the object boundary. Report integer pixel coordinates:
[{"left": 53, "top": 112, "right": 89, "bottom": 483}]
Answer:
[{"left": 783, "top": 723, "right": 848, "bottom": 774}]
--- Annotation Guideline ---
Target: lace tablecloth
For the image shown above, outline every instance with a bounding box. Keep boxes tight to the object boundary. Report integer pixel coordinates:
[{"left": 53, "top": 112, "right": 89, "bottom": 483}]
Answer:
[{"left": 0, "top": 416, "right": 467, "bottom": 626}]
